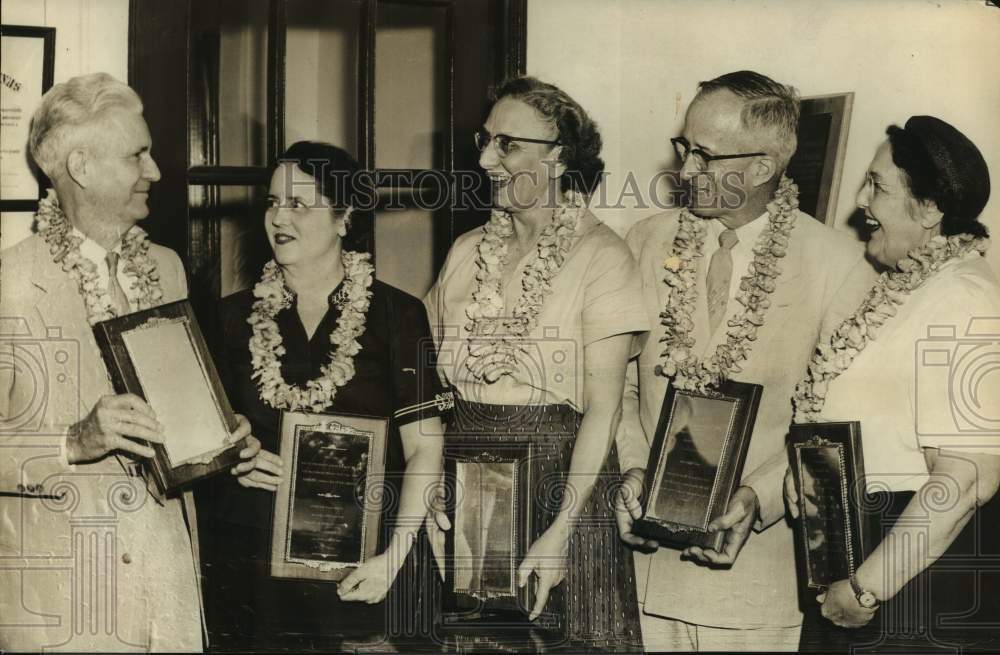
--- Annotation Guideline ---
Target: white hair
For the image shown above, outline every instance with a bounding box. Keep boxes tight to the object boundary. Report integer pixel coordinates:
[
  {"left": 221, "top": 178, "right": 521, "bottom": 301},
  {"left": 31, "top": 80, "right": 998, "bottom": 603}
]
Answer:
[{"left": 29, "top": 72, "right": 143, "bottom": 179}]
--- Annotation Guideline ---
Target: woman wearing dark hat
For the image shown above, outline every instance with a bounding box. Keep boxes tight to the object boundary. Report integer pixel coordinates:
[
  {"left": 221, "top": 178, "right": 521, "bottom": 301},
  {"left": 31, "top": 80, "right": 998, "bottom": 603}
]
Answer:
[
  {"left": 788, "top": 116, "right": 1000, "bottom": 652},
  {"left": 199, "top": 141, "right": 445, "bottom": 652}
]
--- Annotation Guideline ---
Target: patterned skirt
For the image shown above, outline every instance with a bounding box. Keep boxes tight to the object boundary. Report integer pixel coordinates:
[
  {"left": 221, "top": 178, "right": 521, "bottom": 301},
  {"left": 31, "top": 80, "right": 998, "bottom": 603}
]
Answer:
[{"left": 443, "top": 399, "right": 643, "bottom": 653}]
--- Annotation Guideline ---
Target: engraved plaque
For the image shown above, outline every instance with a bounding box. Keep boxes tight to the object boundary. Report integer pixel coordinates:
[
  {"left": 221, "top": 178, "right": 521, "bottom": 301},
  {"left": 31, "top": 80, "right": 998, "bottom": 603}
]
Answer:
[
  {"left": 271, "top": 411, "right": 387, "bottom": 582},
  {"left": 634, "top": 380, "right": 762, "bottom": 550}
]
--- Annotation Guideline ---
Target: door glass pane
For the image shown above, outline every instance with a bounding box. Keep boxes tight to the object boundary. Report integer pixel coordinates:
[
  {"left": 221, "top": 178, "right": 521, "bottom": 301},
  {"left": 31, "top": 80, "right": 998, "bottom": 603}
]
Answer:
[
  {"left": 375, "top": 2, "right": 448, "bottom": 170},
  {"left": 285, "top": 0, "right": 361, "bottom": 156},
  {"left": 375, "top": 206, "right": 436, "bottom": 299},
  {"left": 190, "top": 185, "right": 268, "bottom": 297},
  {"left": 189, "top": 0, "right": 269, "bottom": 167}
]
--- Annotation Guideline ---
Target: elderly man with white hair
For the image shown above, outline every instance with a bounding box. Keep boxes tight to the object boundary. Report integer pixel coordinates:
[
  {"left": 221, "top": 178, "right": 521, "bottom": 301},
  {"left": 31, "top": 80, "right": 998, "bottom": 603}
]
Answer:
[{"left": 0, "top": 72, "right": 277, "bottom": 652}]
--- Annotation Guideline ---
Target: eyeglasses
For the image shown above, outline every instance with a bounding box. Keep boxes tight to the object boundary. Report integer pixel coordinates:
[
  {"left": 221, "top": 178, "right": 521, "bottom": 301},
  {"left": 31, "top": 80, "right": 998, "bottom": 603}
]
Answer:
[
  {"left": 671, "top": 137, "right": 766, "bottom": 171},
  {"left": 474, "top": 127, "right": 560, "bottom": 158}
]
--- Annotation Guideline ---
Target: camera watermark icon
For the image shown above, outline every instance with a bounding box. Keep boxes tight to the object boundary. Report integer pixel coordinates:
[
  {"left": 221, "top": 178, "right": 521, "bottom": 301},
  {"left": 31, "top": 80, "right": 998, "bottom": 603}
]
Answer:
[
  {"left": 431, "top": 323, "right": 580, "bottom": 434},
  {"left": 915, "top": 317, "right": 1000, "bottom": 437},
  {"left": 0, "top": 317, "right": 81, "bottom": 436}
]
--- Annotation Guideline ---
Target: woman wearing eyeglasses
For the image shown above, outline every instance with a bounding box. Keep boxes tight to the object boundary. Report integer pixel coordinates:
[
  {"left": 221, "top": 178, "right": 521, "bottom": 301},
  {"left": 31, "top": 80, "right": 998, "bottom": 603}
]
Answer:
[{"left": 424, "top": 76, "right": 649, "bottom": 651}]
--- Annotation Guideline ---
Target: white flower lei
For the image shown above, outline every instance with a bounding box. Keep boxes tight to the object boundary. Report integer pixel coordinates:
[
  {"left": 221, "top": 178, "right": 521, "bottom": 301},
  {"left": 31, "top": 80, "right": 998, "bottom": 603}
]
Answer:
[
  {"left": 655, "top": 175, "right": 799, "bottom": 392},
  {"left": 248, "top": 251, "right": 374, "bottom": 411},
  {"left": 35, "top": 189, "right": 164, "bottom": 325},
  {"left": 464, "top": 191, "right": 586, "bottom": 382},
  {"left": 793, "top": 233, "right": 989, "bottom": 422}
]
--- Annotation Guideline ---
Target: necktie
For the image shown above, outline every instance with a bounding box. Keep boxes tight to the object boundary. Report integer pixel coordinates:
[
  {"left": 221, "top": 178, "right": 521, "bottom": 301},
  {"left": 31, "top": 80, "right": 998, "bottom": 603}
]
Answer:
[
  {"left": 105, "top": 251, "right": 131, "bottom": 316},
  {"left": 106, "top": 252, "right": 163, "bottom": 503},
  {"left": 706, "top": 228, "right": 739, "bottom": 334}
]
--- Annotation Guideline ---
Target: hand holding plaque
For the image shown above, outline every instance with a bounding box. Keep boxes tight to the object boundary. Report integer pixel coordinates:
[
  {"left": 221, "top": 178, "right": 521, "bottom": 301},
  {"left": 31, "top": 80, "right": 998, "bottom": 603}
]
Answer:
[
  {"left": 787, "top": 421, "right": 873, "bottom": 594},
  {"left": 633, "top": 381, "right": 763, "bottom": 550},
  {"left": 270, "top": 411, "right": 387, "bottom": 582},
  {"left": 93, "top": 300, "right": 249, "bottom": 495}
]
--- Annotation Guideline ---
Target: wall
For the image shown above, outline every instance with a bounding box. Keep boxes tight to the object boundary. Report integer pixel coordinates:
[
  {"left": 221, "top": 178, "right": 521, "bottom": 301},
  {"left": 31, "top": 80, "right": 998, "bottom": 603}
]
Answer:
[
  {"left": 1, "top": 0, "right": 129, "bottom": 251},
  {"left": 527, "top": 0, "right": 1000, "bottom": 277}
]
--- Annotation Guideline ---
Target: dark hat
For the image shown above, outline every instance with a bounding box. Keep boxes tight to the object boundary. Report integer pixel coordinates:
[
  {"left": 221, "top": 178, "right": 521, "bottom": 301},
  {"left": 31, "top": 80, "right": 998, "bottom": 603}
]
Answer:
[{"left": 900, "top": 115, "right": 991, "bottom": 223}]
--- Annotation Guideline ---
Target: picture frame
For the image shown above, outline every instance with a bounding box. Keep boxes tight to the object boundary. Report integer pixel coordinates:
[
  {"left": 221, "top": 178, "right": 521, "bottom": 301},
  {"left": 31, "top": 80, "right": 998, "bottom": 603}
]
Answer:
[
  {"left": 634, "top": 380, "right": 763, "bottom": 550},
  {"left": 92, "top": 299, "right": 246, "bottom": 495},
  {"left": 270, "top": 410, "right": 388, "bottom": 582},
  {"left": 786, "top": 92, "right": 854, "bottom": 225},
  {"left": 788, "top": 421, "right": 874, "bottom": 593},
  {"left": 0, "top": 24, "right": 55, "bottom": 211},
  {"left": 441, "top": 437, "right": 566, "bottom": 638}
]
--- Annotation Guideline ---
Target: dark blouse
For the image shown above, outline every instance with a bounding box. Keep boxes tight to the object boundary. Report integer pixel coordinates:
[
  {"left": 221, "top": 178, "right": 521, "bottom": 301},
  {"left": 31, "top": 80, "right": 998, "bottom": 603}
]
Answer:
[
  {"left": 198, "top": 279, "right": 445, "bottom": 647},
  {"left": 205, "top": 278, "right": 446, "bottom": 527}
]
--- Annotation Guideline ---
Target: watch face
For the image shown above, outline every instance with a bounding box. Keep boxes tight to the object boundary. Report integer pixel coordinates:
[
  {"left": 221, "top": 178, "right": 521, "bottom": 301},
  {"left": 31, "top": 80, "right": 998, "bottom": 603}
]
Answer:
[{"left": 858, "top": 590, "right": 878, "bottom": 608}]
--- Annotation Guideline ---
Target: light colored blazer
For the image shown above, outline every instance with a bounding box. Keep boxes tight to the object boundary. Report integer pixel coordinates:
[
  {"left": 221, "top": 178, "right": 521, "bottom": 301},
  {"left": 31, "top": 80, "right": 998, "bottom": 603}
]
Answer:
[
  {"left": 616, "top": 209, "right": 877, "bottom": 629},
  {"left": 0, "top": 233, "right": 203, "bottom": 652}
]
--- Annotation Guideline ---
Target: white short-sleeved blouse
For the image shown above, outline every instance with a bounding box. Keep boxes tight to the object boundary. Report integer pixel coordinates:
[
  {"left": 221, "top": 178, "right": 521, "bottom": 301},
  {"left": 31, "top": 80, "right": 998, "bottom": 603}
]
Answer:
[
  {"left": 424, "top": 212, "right": 650, "bottom": 411},
  {"left": 819, "top": 252, "right": 1000, "bottom": 492}
]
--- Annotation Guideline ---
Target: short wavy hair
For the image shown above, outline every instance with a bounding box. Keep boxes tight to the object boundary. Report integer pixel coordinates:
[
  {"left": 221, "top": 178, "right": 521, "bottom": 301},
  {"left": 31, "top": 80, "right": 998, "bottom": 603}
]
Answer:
[
  {"left": 696, "top": 70, "right": 801, "bottom": 171},
  {"left": 492, "top": 76, "right": 605, "bottom": 196},
  {"left": 29, "top": 72, "right": 143, "bottom": 179}
]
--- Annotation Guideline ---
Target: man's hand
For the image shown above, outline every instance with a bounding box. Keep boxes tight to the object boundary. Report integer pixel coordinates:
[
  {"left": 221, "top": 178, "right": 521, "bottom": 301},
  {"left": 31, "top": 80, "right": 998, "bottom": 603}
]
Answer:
[
  {"left": 614, "top": 467, "right": 660, "bottom": 552},
  {"left": 818, "top": 579, "right": 877, "bottom": 628},
  {"left": 67, "top": 393, "right": 164, "bottom": 464},
  {"left": 228, "top": 415, "right": 283, "bottom": 492},
  {"left": 683, "top": 485, "right": 759, "bottom": 566},
  {"left": 784, "top": 466, "right": 799, "bottom": 518}
]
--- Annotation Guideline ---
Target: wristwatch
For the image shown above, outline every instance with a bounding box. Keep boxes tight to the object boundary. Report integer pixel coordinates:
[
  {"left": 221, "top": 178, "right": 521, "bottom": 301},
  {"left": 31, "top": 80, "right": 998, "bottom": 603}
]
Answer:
[{"left": 849, "top": 575, "right": 880, "bottom": 609}]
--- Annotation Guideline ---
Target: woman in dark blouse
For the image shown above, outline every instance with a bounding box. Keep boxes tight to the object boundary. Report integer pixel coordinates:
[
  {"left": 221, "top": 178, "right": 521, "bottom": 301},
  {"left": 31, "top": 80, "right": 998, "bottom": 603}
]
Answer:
[{"left": 199, "top": 141, "right": 445, "bottom": 652}]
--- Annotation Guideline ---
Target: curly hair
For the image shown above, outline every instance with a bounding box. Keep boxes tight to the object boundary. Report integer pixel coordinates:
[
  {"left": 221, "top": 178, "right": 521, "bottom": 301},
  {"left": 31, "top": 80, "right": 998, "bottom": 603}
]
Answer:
[
  {"left": 492, "top": 76, "right": 605, "bottom": 196},
  {"left": 886, "top": 117, "right": 990, "bottom": 239}
]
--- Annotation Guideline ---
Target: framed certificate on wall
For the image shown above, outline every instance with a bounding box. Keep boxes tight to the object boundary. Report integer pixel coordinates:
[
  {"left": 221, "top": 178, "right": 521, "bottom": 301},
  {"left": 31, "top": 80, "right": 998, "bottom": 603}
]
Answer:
[{"left": 1, "top": 24, "right": 55, "bottom": 211}]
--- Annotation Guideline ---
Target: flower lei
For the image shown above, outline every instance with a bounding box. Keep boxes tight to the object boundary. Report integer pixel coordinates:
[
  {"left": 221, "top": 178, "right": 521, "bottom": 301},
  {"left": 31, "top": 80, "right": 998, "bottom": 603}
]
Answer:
[
  {"left": 793, "top": 233, "right": 989, "bottom": 422},
  {"left": 248, "top": 251, "right": 374, "bottom": 411},
  {"left": 655, "top": 175, "right": 799, "bottom": 392},
  {"left": 464, "top": 191, "right": 586, "bottom": 382},
  {"left": 35, "top": 189, "right": 163, "bottom": 325}
]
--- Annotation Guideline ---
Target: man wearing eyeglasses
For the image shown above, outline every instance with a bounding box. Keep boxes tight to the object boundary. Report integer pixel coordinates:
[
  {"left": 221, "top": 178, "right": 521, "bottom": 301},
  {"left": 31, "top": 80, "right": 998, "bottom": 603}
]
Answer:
[{"left": 613, "top": 71, "right": 876, "bottom": 651}]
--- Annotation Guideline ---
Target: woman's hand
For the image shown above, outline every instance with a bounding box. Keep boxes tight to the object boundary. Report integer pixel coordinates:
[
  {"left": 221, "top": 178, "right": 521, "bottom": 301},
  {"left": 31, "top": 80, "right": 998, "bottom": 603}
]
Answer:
[
  {"left": 338, "top": 550, "right": 404, "bottom": 604},
  {"left": 818, "top": 579, "right": 877, "bottom": 628},
  {"left": 518, "top": 522, "right": 570, "bottom": 620},
  {"left": 425, "top": 484, "right": 450, "bottom": 581}
]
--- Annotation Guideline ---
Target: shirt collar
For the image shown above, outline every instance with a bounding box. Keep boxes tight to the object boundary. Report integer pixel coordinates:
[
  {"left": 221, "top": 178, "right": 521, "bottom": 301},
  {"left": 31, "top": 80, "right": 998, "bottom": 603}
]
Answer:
[
  {"left": 709, "top": 210, "right": 769, "bottom": 249},
  {"left": 71, "top": 228, "right": 122, "bottom": 268}
]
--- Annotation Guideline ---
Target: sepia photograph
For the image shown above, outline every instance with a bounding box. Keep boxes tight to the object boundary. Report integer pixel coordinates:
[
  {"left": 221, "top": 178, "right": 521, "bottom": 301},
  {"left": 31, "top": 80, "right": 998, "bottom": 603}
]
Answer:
[{"left": 2, "top": 0, "right": 999, "bottom": 652}]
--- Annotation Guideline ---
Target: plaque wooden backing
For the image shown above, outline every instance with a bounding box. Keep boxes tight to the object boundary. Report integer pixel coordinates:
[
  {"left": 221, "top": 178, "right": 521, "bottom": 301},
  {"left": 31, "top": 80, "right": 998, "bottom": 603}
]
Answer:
[
  {"left": 270, "top": 410, "right": 387, "bottom": 582},
  {"left": 788, "top": 421, "right": 875, "bottom": 594},
  {"left": 442, "top": 438, "right": 563, "bottom": 633},
  {"left": 634, "top": 380, "right": 763, "bottom": 550},
  {"left": 93, "top": 299, "right": 245, "bottom": 495}
]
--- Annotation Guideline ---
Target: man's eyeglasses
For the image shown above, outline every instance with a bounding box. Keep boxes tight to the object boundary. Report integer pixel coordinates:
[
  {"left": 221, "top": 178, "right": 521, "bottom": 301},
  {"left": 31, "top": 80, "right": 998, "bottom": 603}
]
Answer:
[
  {"left": 474, "top": 127, "right": 560, "bottom": 158},
  {"left": 671, "top": 137, "right": 765, "bottom": 171}
]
